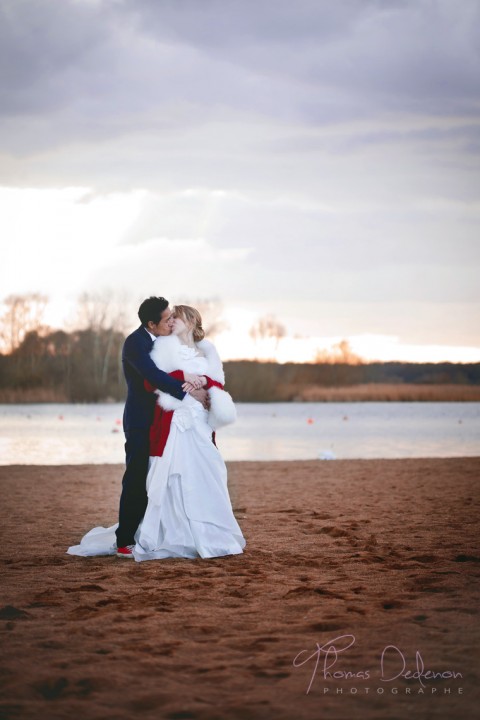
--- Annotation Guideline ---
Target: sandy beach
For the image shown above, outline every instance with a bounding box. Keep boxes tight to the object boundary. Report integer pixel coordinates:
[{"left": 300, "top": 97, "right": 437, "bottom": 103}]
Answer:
[{"left": 1, "top": 458, "right": 479, "bottom": 720}]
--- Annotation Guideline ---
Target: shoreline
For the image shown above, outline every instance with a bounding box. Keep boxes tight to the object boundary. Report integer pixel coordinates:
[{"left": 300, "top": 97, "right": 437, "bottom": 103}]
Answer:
[
  {"left": 0, "top": 454, "right": 480, "bottom": 465},
  {"left": 0, "top": 455, "right": 479, "bottom": 472},
  {"left": 1, "top": 382, "right": 480, "bottom": 404},
  {"left": 1, "top": 458, "right": 479, "bottom": 719}
]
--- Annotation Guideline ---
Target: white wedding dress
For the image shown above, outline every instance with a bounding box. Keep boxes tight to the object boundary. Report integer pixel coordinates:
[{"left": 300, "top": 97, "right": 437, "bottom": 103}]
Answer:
[{"left": 67, "top": 344, "right": 246, "bottom": 561}]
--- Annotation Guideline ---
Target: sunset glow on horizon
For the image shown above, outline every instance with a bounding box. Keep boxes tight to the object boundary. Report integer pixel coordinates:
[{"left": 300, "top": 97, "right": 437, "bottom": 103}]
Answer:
[
  {"left": 1, "top": 182, "right": 479, "bottom": 366},
  {"left": 22, "top": 296, "right": 480, "bottom": 366}
]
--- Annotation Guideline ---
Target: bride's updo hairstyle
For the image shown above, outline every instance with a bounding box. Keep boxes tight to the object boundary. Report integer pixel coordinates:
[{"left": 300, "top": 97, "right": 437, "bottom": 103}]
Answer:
[{"left": 174, "top": 305, "right": 205, "bottom": 342}]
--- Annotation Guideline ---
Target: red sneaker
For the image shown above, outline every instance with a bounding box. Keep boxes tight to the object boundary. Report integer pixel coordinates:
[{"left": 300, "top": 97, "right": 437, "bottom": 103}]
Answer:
[{"left": 116, "top": 545, "right": 135, "bottom": 558}]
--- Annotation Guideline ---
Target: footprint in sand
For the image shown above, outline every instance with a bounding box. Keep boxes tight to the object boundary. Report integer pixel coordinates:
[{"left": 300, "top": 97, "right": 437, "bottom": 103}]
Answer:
[
  {"left": 0, "top": 606, "right": 30, "bottom": 620},
  {"left": 345, "top": 605, "right": 366, "bottom": 615},
  {"left": 33, "top": 677, "right": 69, "bottom": 700},
  {"left": 128, "top": 694, "right": 173, "bottom": 712},
  {"left": 454, "top": 554, "right": 480, "bottom": 563},
  {"left": 69, "top": 605, "right": 99, "bottom": 619},
  {"left": 284, "top": 586, "right": 346, "bottom": 600},
  {"left": 29, "top": 592, "right": 62, "bottom": 608},
  {"left": 165, "top": 711, "right": 198, "bottom": 719},
  {"left": 411, "top": 555, "right": 437, "bottom": 563},
  {"left": 407, "top": 578, "right": 448, "bottom": 594},
  {"left": 316, "top": 526, "right": 353, "bottom": 539},
  {"left": 308, "top": 621, "right": 344, "bottom": 632},
  {"left": 95, "top": 598, "right": 121, "bottom": 608},
  {"left": 382, "top": 600, "right": 405, "bottom": 610},
  {"left": 352, "top": 586, "right": 365, "bottom": 594},
  {"left": 63, "top": 584, "right": 107, "bottom": 593},
  {"left": 37, "top": 640, "right": 64, "bottom": 649}
]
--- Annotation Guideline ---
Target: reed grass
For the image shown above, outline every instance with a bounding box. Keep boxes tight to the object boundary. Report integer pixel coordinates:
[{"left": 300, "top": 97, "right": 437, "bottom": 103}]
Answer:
[
  {"left": 297, "top": 383, "right": 480, "bottom": 402},
  {"left": 0, "top": 388, "right": 69, "bottom": 403}
]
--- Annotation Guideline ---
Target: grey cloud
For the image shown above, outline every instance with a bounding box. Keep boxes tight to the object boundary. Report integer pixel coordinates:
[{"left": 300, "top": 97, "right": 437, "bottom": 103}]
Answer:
[
  {"left": 1, "top": 0, "right": 479, "bottom": 156},
  {"left": 126, "top": 0, "right": 480, "bottom": 118},
  {"left": 126, "top": 0, "right": 368, "bottom": 47},
  {"left": 119, "top": 188, "right": 480, "bottom": 304},
  {"left": 120, "top": 190, "right": 221, "bottom": 244},
  {"left": 265, "top": 121, "right": 480, "bottom": 160},
  {"left": 0, "top": 0, "right": 110, "bottom": 115}
]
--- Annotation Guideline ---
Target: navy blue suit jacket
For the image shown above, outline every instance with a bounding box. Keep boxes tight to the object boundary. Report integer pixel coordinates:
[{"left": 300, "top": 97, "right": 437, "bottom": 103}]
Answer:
[{"left": 122, "top": 326, "right": 186, "bottom": 432}]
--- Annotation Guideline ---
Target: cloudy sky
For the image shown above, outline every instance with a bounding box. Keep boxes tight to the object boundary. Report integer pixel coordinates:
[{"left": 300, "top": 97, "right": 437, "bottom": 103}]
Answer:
[{"left": 1, "top": 0, "right": 479, "bottom": 361}]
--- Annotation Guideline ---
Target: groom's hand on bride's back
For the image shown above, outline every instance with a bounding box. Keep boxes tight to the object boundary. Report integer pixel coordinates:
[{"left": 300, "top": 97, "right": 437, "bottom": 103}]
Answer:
[{"left": 189, "top": 388, "right": 210, "bottom": 409}]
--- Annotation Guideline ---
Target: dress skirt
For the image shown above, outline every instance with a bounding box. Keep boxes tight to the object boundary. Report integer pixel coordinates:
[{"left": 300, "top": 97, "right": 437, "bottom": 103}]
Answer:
[{"left": 67, "top": 398, "right": 246, "bottom": 561}]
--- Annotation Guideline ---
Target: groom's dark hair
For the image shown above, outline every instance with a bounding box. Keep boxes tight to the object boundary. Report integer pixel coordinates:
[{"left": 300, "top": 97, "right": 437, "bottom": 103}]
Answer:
[{"left": 138, "top": 296, "right": 169, "bottom": 326}]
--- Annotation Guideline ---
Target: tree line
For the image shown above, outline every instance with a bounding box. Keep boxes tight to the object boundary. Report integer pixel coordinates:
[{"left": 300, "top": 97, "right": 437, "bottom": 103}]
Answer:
[
  {"left": 1, "top": 292, "right": 479, "bottom": 403},
  {"left": 224, "top": 360, "right": 480, "bottom": 402},
  {"left": 0, "top": 327, "right": 125, "bottom": 402},
  {"left": 1, "top": 326, "right": 479, "bottom": 403}
]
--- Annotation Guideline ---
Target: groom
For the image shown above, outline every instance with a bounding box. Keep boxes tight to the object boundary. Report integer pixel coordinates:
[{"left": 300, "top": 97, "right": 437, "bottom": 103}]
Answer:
[{"left": 115, "top": 296, "right": 208, "bottom": 557}]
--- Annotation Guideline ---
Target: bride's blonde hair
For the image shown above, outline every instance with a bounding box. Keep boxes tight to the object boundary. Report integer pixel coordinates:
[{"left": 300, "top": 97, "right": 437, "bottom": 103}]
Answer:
[{"left": 173, "top": 305, "right": 205, "bottom": 342}]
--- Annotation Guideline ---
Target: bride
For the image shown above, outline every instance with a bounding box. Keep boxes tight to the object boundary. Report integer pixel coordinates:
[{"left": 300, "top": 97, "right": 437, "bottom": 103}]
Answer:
[{"left": 67, "top": 304, "right": 246, "bottom": 561}]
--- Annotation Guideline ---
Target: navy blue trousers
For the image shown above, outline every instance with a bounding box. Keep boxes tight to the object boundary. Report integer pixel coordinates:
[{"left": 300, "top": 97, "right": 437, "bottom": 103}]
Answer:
[{"left": 115, "top": 429, "right": 150, "bottom": 547}]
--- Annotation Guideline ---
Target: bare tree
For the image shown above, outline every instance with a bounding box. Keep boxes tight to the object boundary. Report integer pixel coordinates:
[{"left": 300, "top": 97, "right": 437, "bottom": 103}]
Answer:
[
  {"left": 315, "top": 339, "right": 363, "bottom": 365},
  {"left": 249, "top": 314, "right": 286, "bottom": 359},
  {"left": 73, "top": 290, "right": 132, "bottom": 390},
  {"left": 75, "top": 290, "right": 131, "bottom": 334},
  {"left": 0, "top": 293, "right": 49, "bottom": 353}
]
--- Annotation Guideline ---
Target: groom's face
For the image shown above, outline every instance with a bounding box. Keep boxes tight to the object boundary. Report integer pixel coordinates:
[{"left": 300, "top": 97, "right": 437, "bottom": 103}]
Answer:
[{"left": 148, "top": 307, "right": 172, "bottom": 336}]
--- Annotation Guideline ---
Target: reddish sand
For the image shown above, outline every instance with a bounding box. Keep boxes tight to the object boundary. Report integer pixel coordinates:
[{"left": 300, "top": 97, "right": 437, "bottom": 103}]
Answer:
[{"left": 1, "top": 458, "right": 479, "bottom": 720}]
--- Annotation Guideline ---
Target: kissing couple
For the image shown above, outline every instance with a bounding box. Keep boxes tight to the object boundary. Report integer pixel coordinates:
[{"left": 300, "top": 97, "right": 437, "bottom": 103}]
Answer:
[{"left": 68, "top": 296, "right": 246, "bottom": 561}]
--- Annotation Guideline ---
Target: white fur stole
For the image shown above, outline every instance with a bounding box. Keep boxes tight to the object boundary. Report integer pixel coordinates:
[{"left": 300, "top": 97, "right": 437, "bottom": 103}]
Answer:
[{"left": 150, "top": 334, "right": 236, "bottom": 430}]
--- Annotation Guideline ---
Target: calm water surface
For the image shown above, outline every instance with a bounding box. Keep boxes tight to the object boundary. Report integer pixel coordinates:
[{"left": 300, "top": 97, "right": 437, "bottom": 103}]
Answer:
[{"left": 0, "top": 402, "right": 478, "bottom": 464}]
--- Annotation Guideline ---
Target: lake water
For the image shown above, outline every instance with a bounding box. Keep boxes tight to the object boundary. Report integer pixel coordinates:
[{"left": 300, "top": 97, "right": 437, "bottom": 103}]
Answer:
[{"left": 0, "top": 402, "right": 478, "bottom": 464}]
